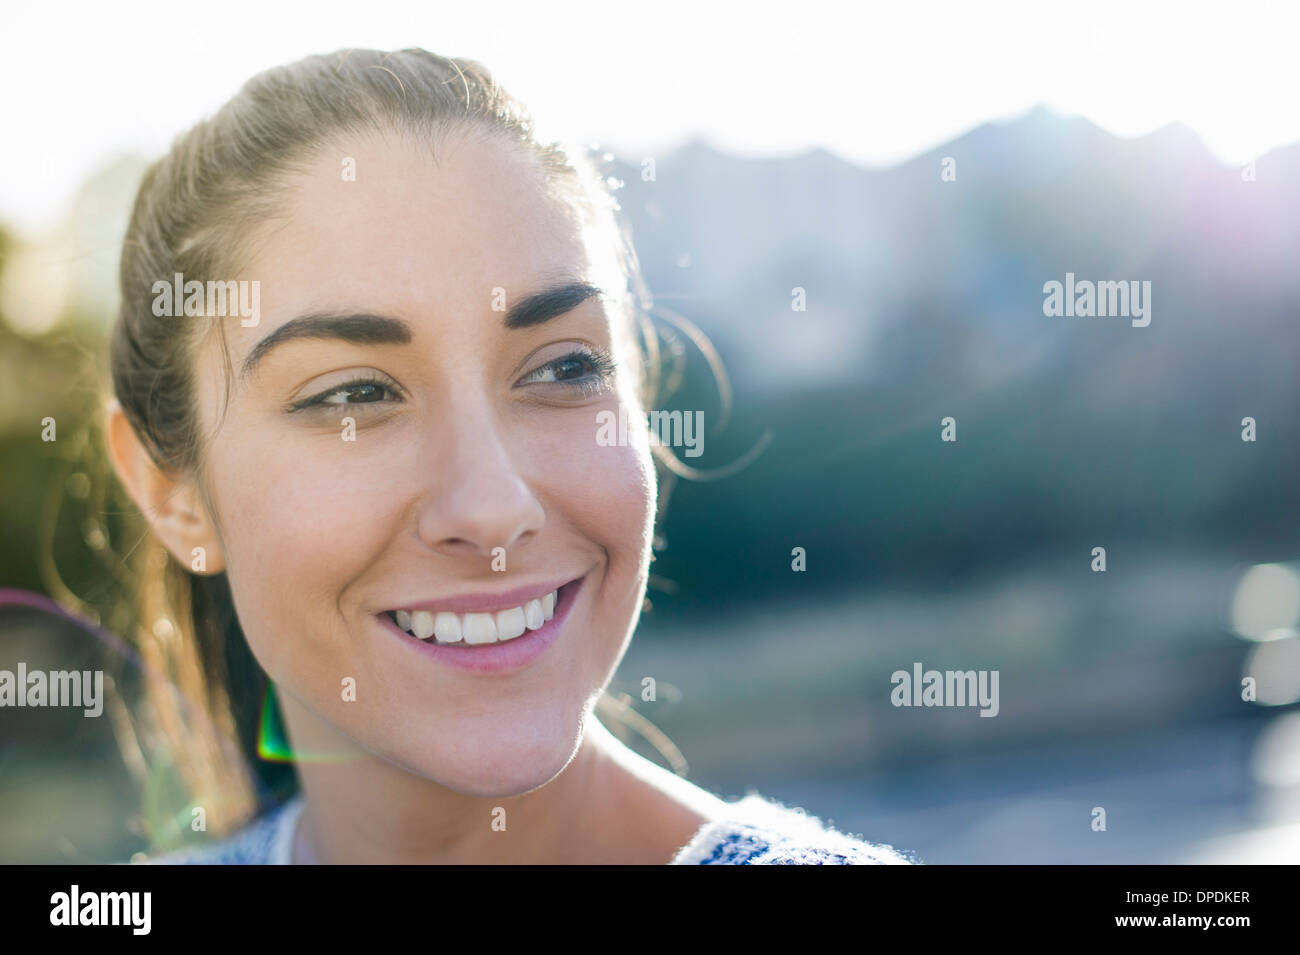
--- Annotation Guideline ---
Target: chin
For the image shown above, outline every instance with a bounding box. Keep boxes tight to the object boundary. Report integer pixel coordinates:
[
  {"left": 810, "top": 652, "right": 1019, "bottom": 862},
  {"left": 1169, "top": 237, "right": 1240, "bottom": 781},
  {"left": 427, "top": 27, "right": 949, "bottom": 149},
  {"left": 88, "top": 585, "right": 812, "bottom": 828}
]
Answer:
[{"left": 386, "top": 699, "right": 588, "bottom": 798}]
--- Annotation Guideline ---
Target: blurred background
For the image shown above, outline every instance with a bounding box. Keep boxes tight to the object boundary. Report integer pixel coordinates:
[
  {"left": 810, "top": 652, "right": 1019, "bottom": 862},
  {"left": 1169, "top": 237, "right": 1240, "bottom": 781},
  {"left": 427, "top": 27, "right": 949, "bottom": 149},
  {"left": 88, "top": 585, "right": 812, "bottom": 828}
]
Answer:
[{"left": 3, "top": 0, "right": 1300, "bottom": 863}]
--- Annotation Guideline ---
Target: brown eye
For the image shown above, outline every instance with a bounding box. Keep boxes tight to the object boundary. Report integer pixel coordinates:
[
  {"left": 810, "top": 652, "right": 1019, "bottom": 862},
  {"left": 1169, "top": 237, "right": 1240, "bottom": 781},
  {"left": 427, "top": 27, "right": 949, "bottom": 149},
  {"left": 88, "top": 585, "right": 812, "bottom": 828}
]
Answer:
[
  {"left": 290, "top": 375, "right": 403, "bottom": 412},
  {"left": 553, "top": 356, "right": 593, "bottom": 381},
  {"left": 322, "top": 382, "right": 388, "bottom": 405},
  {"left": 519, "top": 347, "right": 617, "bottom": 392}
]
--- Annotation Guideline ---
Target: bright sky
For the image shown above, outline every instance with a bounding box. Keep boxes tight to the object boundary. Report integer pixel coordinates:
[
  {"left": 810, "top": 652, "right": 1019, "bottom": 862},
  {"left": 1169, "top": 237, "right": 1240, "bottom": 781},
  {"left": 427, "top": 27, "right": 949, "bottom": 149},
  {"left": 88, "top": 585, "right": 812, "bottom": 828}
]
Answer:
[{"left": 1, "top": 0, "right": 1297, "bottom": 236}]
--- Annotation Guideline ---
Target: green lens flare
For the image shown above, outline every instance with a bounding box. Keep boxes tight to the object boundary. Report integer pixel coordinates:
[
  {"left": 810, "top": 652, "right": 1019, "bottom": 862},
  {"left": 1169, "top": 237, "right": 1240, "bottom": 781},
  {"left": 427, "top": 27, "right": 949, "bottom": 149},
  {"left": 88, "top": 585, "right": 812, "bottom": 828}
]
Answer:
[{"left": 257, "top": 682, "right": 357, "bottom": 763}]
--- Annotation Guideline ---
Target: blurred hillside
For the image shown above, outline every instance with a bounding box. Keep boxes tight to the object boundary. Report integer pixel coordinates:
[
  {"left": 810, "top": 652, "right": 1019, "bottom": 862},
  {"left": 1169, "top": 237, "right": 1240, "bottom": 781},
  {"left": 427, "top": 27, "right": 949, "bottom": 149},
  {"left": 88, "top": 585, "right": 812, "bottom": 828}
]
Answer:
[{"left": 606, "top": 107, "right": 1300, "bottom": 615}]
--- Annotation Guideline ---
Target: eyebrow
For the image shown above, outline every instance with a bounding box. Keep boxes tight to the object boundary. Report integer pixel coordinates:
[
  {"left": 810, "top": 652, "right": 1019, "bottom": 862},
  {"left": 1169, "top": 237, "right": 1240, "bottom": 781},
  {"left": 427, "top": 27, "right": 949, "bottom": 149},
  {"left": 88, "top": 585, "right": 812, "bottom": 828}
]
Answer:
[
  {"left": 503, "top": 280, "right": 605, "bottom": 329},
  {"left": 239, "top": 281, "right": 606, "bottom": 379}
]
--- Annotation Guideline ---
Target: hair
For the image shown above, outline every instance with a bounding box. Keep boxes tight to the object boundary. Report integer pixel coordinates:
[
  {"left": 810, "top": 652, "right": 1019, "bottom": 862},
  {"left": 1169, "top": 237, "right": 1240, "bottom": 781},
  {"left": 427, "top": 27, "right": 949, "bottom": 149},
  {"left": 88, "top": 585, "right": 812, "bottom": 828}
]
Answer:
[{"left": 105, "top": 48, "right": 703, "bottom": 843}]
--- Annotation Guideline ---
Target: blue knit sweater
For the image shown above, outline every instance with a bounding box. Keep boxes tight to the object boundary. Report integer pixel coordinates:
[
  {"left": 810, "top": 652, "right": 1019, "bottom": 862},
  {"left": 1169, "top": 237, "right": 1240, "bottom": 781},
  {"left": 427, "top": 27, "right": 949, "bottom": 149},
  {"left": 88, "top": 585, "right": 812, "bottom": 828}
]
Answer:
[{"left": 141, "top": 792, "right": 917, "bottom": 865}]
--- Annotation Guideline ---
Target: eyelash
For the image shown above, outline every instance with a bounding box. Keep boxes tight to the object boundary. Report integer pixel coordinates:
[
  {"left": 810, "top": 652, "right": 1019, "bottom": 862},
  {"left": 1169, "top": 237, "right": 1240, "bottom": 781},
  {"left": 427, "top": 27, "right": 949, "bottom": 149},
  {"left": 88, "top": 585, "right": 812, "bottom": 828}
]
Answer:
[
  {"left": 516, "top": 346, "right": 618, "bottom": 398},
  {"left": 288, "top": 347, "right": 617, "bottom": 412}
]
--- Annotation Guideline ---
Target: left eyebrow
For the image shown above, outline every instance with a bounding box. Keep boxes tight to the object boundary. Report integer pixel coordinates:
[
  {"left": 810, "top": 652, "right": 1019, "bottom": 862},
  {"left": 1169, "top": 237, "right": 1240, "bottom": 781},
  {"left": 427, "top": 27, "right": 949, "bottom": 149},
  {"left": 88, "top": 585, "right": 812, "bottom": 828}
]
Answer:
[{"left": 504, "top": 281, "right": 606, "bottom": 329}]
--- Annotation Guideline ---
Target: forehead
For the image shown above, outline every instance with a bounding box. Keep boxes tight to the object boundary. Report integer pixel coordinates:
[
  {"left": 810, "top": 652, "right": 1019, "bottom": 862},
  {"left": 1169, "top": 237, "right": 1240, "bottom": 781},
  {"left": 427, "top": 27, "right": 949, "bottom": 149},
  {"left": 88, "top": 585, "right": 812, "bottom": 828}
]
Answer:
[{"left": 233, "top": 128, "right": 593, "bottom": 336}]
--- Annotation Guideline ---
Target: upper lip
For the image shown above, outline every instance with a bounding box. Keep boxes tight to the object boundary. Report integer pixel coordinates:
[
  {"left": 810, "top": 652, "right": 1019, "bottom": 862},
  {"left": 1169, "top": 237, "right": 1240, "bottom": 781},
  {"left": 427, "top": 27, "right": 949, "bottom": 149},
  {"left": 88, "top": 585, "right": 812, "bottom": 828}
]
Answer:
[{"left": 381, "top": 575, "right": 582, "bottom": 615}]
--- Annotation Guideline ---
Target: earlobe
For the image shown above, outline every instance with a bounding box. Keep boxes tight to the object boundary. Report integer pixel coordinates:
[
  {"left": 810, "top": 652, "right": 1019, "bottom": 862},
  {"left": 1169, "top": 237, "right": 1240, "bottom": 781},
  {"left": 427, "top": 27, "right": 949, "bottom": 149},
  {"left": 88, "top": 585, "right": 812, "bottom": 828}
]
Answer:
[{"left": 105, "top": 398, "right": 227, "bottom": 575}]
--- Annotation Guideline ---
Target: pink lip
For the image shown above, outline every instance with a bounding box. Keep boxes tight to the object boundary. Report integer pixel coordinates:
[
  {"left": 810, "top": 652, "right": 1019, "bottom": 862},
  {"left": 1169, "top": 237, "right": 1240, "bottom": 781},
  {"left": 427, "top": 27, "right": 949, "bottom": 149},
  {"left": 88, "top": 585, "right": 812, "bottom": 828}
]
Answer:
[
  {"left": 385, "top": 578, "right": 575, "bottom": 615},
  {"left": 377, "top": 576, "right": 584, "bottom": 674}
]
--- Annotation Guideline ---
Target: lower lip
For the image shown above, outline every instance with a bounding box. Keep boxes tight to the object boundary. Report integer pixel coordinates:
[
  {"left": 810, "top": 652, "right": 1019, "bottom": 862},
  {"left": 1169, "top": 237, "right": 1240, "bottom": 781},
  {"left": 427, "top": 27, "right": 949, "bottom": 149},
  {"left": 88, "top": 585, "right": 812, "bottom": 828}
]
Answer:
[{"left": 378, "top": 577, "right": 584, "bottom": 674}]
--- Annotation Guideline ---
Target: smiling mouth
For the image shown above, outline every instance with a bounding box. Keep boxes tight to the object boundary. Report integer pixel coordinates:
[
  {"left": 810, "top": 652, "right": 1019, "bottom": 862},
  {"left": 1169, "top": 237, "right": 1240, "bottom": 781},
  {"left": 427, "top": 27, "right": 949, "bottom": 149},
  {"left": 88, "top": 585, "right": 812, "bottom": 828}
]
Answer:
[{"left": 382, "top": 579, "right": 578, "bottom": 647}]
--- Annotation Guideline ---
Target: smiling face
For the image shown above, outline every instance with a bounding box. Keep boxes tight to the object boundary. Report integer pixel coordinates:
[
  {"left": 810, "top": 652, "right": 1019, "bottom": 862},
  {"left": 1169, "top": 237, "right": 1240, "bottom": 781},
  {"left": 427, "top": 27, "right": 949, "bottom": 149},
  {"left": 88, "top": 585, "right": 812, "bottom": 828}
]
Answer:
[{"left": 186, "top": 128, "right": 656, "bottom": 796}]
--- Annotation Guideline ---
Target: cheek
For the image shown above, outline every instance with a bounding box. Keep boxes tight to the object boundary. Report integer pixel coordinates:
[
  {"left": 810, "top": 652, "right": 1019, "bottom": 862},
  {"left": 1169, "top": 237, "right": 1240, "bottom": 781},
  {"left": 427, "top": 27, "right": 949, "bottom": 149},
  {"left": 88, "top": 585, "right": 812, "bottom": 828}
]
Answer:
[
  {"left": 526, "top": 403, "right": 657, "bottom": 567},
  {"left": 202, "top": 427, "right": 394, "bottom": 674}
]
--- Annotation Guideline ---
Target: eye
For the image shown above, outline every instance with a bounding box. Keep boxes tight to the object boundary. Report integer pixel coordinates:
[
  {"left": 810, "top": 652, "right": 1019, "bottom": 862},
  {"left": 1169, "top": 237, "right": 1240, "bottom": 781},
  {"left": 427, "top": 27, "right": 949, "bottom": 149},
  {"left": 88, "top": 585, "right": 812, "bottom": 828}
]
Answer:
[
  {"left": 518, "top": 347, "right": 617, "bottom": 397},
  {"left": 289, "top": 374, "right": 403, "bottom": 412}
]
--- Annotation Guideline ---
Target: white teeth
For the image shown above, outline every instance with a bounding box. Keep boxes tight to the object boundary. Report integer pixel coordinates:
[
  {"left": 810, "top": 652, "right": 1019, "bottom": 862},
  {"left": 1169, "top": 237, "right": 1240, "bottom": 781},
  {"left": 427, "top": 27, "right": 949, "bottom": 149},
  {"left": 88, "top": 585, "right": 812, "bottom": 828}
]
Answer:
[
  {"left": 390, "top": 588, "right": 561, "bottom": 645},
  {"left": 462, "top": 613, "right": 498, "bottom": 645},
  {"left": 433, "top": 612, "right": 462, "bottom": 644},
  {"left": 410, "top": 610, "right": 435, "bottom": 641},
  {"left": 524, "top": 599, "right": 545, "bottom": 630},
  {"left": 496, "top": 606, "right": 527, "bottom": 640}
]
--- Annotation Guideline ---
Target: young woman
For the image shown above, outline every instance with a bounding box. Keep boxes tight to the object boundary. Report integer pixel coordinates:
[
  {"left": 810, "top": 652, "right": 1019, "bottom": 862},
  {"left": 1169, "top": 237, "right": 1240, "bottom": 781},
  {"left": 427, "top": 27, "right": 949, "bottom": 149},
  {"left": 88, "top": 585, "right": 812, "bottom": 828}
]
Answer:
[{"left": 106, "top": 47, "right": 913, "bottom": 864}]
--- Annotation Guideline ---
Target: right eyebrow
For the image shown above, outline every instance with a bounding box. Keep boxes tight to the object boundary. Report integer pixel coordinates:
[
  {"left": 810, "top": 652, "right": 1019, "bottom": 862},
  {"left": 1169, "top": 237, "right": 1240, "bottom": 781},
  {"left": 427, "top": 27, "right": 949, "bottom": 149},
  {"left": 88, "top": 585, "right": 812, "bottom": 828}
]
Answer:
[{"left": 239, "top": 313, "right": 414, "bottom": 380}]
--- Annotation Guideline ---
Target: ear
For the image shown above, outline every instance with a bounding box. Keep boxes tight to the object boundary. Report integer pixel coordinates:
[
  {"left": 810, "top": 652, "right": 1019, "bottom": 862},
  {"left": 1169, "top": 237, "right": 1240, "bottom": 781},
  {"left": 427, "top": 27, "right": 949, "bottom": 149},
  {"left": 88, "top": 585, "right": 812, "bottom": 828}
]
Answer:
[{"left": 105, "top": 398, "right": 227, "bottom": 575}]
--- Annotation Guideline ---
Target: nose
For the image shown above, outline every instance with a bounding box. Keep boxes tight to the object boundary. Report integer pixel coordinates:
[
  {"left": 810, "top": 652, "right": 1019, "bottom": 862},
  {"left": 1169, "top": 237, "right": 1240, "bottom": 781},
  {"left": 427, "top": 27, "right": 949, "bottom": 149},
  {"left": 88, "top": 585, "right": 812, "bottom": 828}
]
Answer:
[{"left": 414, "top": 403, "right": 546, "bottom": 561}]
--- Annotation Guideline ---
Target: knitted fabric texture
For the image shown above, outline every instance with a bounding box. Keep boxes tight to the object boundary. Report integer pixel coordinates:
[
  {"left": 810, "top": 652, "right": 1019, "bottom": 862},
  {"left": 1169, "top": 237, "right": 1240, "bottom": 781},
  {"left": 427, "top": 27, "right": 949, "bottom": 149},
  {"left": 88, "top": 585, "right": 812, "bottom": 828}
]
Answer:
[{"left": 142, "top": 792, "right": 917, "bottom": 865}]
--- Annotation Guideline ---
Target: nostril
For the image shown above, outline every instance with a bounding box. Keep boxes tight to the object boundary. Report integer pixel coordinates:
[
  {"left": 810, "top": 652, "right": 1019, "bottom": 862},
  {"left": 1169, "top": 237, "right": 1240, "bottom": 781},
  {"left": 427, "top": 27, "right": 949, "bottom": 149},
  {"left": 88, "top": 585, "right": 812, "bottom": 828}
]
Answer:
[{"left": 437, "top": 538, "right": 487, "bottom": 553}]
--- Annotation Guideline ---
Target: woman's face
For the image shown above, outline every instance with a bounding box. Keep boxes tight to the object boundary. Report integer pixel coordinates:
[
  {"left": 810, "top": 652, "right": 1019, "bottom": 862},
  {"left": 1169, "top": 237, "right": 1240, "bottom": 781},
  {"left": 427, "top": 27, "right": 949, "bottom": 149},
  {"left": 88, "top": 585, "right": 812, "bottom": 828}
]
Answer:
[{"left": 189, "top": 129, "right": 656, "bottom": 796}]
